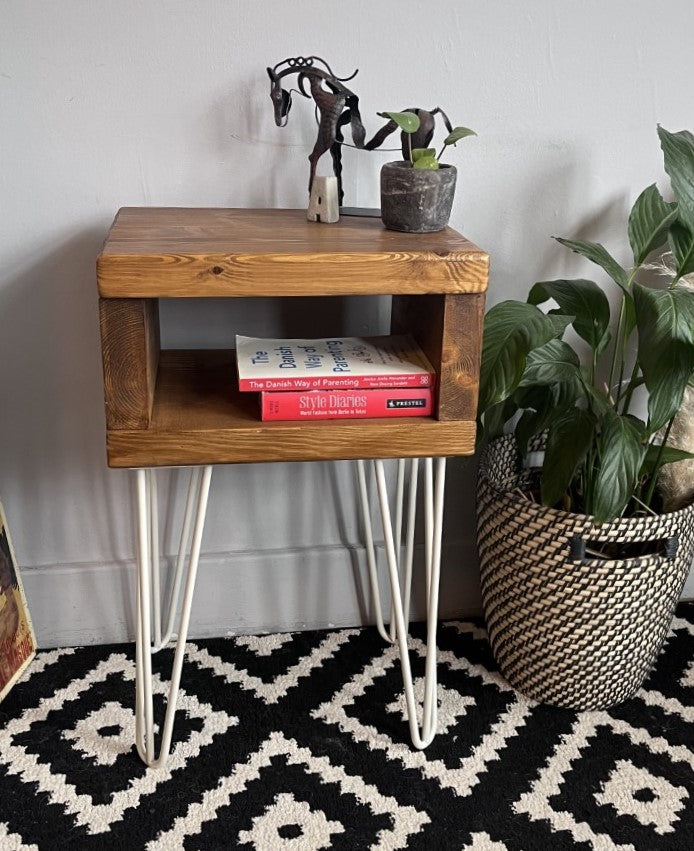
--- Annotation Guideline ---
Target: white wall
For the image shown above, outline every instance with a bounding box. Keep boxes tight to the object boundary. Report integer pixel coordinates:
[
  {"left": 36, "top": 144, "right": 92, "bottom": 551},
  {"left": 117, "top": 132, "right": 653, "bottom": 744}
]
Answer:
[{"left": 1, "top": 0, "right": 692, "bottom": 647}]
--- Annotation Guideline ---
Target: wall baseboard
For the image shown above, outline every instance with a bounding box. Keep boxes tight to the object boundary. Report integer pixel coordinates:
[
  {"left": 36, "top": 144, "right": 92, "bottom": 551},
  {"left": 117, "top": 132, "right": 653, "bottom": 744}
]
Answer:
[
  {"left": 21, "top": 541, "right": 483, "bottom": 648},
  {"left": 21, "top": 541, "right": 694, "bottom": 648}
]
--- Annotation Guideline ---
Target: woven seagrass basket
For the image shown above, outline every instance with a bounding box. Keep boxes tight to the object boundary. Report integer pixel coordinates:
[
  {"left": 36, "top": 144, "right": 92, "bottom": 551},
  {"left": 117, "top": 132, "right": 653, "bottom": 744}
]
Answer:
[{"left": 477, "top": 435, "right": 694, "bottom": 710}]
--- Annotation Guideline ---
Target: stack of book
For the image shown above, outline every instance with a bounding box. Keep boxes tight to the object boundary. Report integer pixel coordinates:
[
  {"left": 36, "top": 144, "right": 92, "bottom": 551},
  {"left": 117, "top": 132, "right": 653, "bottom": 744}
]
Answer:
[{"left": 235, "top": 334, "right": 436, "bottom": 422}]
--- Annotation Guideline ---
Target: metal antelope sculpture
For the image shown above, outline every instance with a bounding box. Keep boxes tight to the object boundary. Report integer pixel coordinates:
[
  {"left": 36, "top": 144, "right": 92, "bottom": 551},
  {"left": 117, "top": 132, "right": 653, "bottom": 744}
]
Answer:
[{"left": 266, "top": 56, "right": 452, "bottom": 207}]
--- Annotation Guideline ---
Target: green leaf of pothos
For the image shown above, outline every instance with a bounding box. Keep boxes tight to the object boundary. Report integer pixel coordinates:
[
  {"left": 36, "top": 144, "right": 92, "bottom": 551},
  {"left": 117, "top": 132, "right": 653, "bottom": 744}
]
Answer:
[
  {"left": 413, "top": 156, "right": 439, "bottom": 170},
  {"left": 377, "top": 111, "right": 421, "bottom": 134},
  {"left": 411, "top": 148, "right": 436, "bottom": 161},
  {"left": 443, "top": 126, "right": 477, "bottom": 145}
]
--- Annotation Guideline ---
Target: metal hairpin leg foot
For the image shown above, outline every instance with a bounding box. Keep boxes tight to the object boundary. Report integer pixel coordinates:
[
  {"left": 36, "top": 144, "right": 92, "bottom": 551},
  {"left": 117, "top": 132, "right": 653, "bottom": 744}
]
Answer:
[
  {"left": 357, "top": 457, "right": 446, "bottom": 749},
  {"left": 134, "top": 465, "right": 213, "bottom": 768}
]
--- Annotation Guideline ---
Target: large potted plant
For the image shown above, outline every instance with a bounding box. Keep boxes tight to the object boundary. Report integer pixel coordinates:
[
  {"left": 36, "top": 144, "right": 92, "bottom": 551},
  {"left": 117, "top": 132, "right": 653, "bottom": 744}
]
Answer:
[
  {"left": 476, "top": 125, "right": 694, "bottom": 710},
  {"left": 377, "top": 110, "right": 475, "bottom": 233}
]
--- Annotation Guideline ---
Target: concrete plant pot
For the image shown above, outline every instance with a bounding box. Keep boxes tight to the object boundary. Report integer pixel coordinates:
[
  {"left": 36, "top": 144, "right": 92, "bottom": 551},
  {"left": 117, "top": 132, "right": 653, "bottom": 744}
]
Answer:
[{"left": 380, "top": 161, "right": 457, "bottom": 233}]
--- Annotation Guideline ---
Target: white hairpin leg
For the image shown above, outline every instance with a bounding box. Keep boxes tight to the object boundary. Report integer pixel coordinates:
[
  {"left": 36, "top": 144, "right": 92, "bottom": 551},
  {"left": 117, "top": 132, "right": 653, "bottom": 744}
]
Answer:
[
  {"left": 357, "top": 458, "right": 419, "bottom": 645},
  {"left": 357, "top": 459, "right": 394, "bottom": 644},
  {"left": 134, "top": 465, "right": 213, "bottom": 768},
  {"left": 359, "top": 456, "right": 446, "bottom": 749}
]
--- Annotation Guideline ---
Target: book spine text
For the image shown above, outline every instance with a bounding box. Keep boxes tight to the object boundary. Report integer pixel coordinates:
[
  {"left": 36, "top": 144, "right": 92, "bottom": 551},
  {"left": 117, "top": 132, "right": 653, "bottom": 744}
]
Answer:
[{"left": 260, "top": 388, "right": 434, "bottom": 421}]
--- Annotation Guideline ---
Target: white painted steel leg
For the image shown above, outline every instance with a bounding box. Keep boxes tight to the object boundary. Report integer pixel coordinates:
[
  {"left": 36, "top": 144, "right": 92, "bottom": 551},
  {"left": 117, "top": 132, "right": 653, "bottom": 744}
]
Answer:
[
  {"left": 147, "top": 470, "right": 162, "bottom": 648},
  {"left": 401, "top": 458, "right": 419, "bottom": 630},
  {"left": 389, "top": 459, "right": 406, "bottom": 642},
  {"left": 155, "top": 467, "right": 203, "bottom": 652},
  {"left": 357, "top": 459, "right": 393, "bottom": 643},
  {"left": 134, "top": 465, "right": 213, "bottom": 768},
  {"left": 358, "top": 459, "right": 419, "bottom": 644},
  {"left": 373, "top": 457, "right": 446, "bottom": 749}
]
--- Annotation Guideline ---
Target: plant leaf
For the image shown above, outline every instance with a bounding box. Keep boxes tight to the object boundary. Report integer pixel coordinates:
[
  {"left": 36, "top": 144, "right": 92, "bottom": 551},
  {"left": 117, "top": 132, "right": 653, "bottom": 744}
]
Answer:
[
  {"left": 658, "top": 125, "right": 694, "bottom": 233},
  {"left": 514, "top": 381, "right": 582, "bottom": 453},
  {"left": 528, "top": 278, "right": 611, "bottom": 354},
  {"left": 412, "top": 148, "right": 436, "bottom": 162},
  {"left": 554, "top": 237, "right": 629, "bottom": 292},
  {"left": 541, "top": 409, "right": 596, "bottom": 508},
  {"left": 546, "top": 313, "right": 575, "bottom": 336},
  {"left": 627, "top": 184, "right": 678, "bottom": 265},
  {"left": 589, "top": 410, "right": 645, "bottom": 523},
  {"left": 481, "top": 396, "right": 518, "bottom": 442},
  {"left": 519, "top": 339, "right": 582, "bottom": 386},
  {"left": 443, "top": 126, "right": 477, "bottom": 145},
  {"left": 641, "top": 443, "right": 694, "bottom": 477},
  {"left": 413, "top": 156, "right": 439, "bottom": 170},
  {"left": 584, "top": 382, "right": 613, "bottom": 416},
  {"left": 623, "top": 291, "right": 637, "bottom": 339},
  {"left": 668, "top": 220, "right": 694, "bottom": 282},
  {"left": 645, "top": 357, "right": 694, "bottom": 433},
  {"left": 633, "top": 283, "right": 694, "bottom": 431},
  {"left": 377, "top": 111, "right": 420, "bottom": 134},
  {"left": 479, "top": 301, "right": 570, "bottom": 413}
]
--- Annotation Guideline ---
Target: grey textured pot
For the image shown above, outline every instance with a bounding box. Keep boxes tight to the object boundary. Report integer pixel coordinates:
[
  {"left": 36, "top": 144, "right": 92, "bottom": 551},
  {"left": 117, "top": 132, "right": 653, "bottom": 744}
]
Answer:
[{"left": 380, "top": 161, "right": 457, "bottom": 233}]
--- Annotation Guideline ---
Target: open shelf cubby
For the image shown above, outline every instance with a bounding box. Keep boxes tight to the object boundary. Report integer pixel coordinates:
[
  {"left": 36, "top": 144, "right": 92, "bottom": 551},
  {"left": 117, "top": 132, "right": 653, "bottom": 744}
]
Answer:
[{"left": 97, "top": 208, "right": 489, "bottom": 468}]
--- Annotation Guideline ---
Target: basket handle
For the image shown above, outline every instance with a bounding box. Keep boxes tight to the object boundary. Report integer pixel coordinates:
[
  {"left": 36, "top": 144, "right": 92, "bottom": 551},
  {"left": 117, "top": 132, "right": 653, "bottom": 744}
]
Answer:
[{"left": 569, "top": 534, "right": 679, "bottom": 563}]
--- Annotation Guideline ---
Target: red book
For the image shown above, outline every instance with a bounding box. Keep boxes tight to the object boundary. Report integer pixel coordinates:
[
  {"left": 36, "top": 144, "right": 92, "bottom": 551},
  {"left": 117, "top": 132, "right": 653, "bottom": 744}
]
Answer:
[
  {"left": 236, "top": 334, "right": 436, "bottom": 392},
  {"left": 260, "top": 387, "right": 434, "bottom": 421}
]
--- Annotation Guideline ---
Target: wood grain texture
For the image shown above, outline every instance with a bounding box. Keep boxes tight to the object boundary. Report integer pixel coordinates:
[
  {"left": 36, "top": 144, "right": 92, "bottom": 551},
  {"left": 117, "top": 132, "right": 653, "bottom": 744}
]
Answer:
[
  {"left": 104, "top": 350, "right": 476, "bottom": 467},
  {"left": 392, "top": 292, "right": 486, "bottom": 421},
  {"left": 97, "top": 208, "right": 489, "bottom": 298},
  {"left": 439, "top": 292, "right": 486, "bottom": 421},
  {"left": 99, "top": 298, "right": 160, "bottom": 429}
]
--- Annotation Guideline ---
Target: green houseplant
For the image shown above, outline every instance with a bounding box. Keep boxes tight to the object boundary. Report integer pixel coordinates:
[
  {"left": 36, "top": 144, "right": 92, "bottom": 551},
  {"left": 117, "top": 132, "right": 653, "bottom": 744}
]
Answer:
[
  {"left": 377, "top": 110, "right": 476, "bottom": 233},
  {"left": 475, "top": 126, "right": 694, "bottom": 710}
]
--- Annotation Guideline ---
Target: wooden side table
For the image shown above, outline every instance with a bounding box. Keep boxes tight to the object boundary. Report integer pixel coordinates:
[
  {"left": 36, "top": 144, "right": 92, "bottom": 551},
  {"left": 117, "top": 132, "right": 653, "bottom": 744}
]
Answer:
[{"left": 97, "top": 208, "right": 489, "bottom": 767}]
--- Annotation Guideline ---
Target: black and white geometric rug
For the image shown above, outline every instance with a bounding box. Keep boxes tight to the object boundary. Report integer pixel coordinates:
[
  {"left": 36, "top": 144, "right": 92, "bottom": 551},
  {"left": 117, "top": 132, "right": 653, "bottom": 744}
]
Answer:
[{"left": 2, "top": 603, "right": 694, "bottom": 850}]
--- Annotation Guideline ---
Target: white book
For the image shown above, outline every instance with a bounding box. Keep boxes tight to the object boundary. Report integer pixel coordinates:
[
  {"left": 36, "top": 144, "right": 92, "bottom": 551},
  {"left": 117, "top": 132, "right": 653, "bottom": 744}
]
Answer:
[{"left": 235, "top": 334, "right": 436, "bottom": 392}]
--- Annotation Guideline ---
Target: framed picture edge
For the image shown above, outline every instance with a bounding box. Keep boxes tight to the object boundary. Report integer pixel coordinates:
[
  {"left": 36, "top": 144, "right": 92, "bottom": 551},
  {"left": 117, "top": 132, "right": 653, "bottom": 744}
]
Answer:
[{"left": 0, "top": 499, "right": 37, "bottom": 702}]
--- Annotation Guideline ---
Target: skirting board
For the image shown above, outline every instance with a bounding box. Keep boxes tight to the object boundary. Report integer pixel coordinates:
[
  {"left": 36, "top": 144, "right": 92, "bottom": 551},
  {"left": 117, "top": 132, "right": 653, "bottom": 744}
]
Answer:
[{"left": 20, "top": 541, "right": 482, "bottom": 648}]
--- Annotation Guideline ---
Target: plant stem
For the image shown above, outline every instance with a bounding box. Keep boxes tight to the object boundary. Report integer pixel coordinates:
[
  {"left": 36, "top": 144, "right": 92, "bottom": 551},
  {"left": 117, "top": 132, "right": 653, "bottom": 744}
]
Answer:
[
  {"left": 408, "top": 132, "right": 413, "bottom": 164},
  {"left": 436, "top": 143, "right": 446, "bottom": 162},
  {"left": 607, "top": 298, "right": 625, "bottom": 402},
  {"left": 607, "top": 267, "right": 639, "bottom": 409},
  {"left": 620, "top": 361, "right": 641, "bottom": 414},
  {"left": 616, "top": 346, "right": 627, "bottom": 407},
  {"left": 584, "top": 442, "right": 596, "bottom": 516},
  {"left": 643, "top": 416, "right": 676, "bottom": 509}
]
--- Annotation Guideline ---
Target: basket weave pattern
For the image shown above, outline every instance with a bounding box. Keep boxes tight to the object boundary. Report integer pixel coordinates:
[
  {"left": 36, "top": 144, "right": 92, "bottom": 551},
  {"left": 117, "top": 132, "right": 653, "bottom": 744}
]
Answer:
[{"left": 477, "top": 435, "right": 694, "bottom": 709}]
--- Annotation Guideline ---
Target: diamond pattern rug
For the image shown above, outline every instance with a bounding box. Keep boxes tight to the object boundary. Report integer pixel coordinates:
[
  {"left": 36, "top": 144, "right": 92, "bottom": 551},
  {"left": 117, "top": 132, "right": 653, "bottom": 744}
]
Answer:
[{"left": 1, "top": 603, "right": 694, "bottom": 849}]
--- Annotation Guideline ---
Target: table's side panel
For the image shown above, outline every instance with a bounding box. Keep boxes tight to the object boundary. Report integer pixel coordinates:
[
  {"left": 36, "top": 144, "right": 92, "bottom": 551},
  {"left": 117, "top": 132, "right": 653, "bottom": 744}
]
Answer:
[
  {"left": 391, "top": 292, "right": 486, "bottom": 422},
  {"left": 99, "top": 298, "right": 160, "bottom": 429}
]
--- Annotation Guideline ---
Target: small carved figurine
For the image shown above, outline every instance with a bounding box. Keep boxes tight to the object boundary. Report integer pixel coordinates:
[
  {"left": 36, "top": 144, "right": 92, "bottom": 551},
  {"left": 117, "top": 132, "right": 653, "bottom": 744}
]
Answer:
[{"left": 266, "top": 55, "right": 451, "bottom": 207}]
